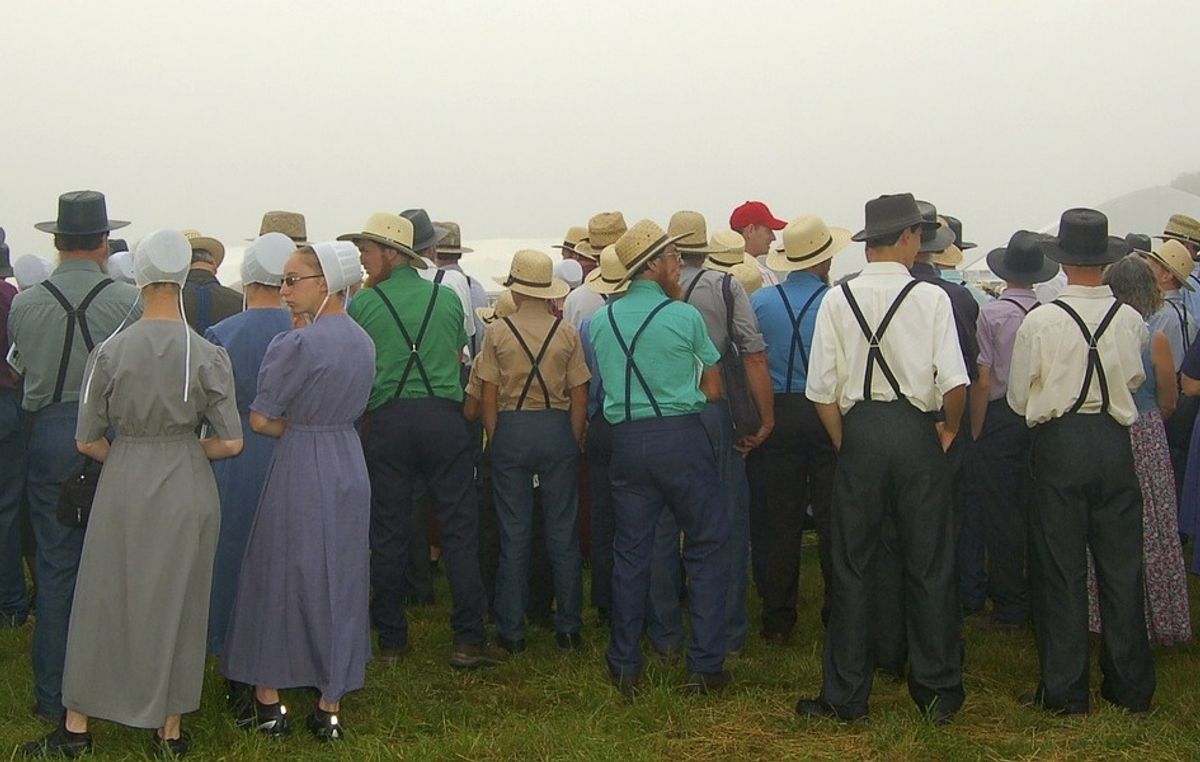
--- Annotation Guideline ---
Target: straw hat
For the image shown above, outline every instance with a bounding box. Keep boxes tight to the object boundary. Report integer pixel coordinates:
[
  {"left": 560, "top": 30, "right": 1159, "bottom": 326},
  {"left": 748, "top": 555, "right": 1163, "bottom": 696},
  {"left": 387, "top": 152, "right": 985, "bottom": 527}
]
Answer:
[
  {"left": 493, "top": 249, "right": 570, "bottom": 299},
  {"left": 932, "top": 243, "right": 964, "bottom": 268},
  {"left": 1157, "top": 213, "right": 1200, "bottom": 247},
  {"left": 477, "top": 290, "right": 517, "bottom": 325},
  {"left": 613, "top": 219, "right": 688, "bottom": 286},
  {"left": 703, "top": 230, "right": 756, "bottom": 274},
  {"left": 256, "top": 210, "right": 308, "bottom": 243},
  {"left": 182, "top": 229, "right": 226, "bottom": 267},
  {"left": 575, "top": 212, "right": 628, "bottom": 261},
  {"left": 730, "top": 258, "right": 763, "bottom": 296},
  {"left": 767, "top": 216, "right": 851, "bottom": 272},
  {"left": 435, "top": 221, "right": 474, "bottom": 255},
  {"left": 668, "top": 211, "right": 721, "bottom": 255},
  {"left": 552, "top": 225, "right": 589, "bottom": 256},
  {"left": 1143, "top": 239, "right": 1196, "bottom": 291},
  {"left": 336, "top": 212, "right": 427, "bottom": 269},
  {"left": 585, "top": 244, "right": 631, "bottom": 296}
]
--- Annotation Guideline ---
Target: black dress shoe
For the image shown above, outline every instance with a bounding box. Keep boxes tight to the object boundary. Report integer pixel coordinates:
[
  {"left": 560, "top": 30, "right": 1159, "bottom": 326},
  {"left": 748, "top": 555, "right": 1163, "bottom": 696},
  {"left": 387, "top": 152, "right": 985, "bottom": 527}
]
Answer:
[
  {"left": 1018, "top": 692, "right": 1088, "bottom": 716},
  {"left": 555, "top": 632, "right": 583, "bottom": 651},
  {"left": 21, "top": 725, "right": 92, "bottom": 758},
  {"left": 610, "top": 671, "right": 642, "bottom": 700},
  {"left": 681, "top": 670, "right": 733, "bottom": 695},
  {"left": 224, "top": 679, "right": 253, "bottom": 713},
  {"left": 150, "top": 729, "right": 191, "bottom": 758},
  {"left": 378, "top": 643, "right": 412, "bottom": 662},
  {"left": 496, "top": 635, "right": 526, "bottom": 655},
  {"left": 448, "top": 642, "right": 509, "bottom": 669},
  {"left": 235, "top": 697, "right": 290, "bottom": 736},
  {"left": 307, "top": 707, "right": 345, "bottom": 742},
  {"left": 795, "top": 698, "right": 865, "bottom": 723}
]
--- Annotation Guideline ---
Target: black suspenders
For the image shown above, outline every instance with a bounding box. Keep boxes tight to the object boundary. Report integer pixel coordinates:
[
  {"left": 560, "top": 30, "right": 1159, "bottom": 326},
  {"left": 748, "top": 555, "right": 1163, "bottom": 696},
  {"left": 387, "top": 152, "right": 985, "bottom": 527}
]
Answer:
[
  {"left": 683, "top": 271, "right": 706, "bottom": 304},
  {"left": 1000, "top": 296, "right": 1033, "bottom": 315},
  {"left": 1166, "top": 298, "right": 1190, "bottom": 347},
  {"left": 841, "top": 280, "right": 921, "bottom": 402},
  {"left": 40, "top": 279, "right": 113, "bottom": 403},
  {"left": 373, "top": 278, "right": 442, "bottom": 398},
  {"left": 1050, "top": 299, "right": 1123, "bottom": 415},
  {"left": 774, "top": 283, "right": 827, "bottom": 394},
  {"left": 606, "top": 300, "right": 673, "bottom": 423},
  {"left": 500, "top": 316, "right": 563, "bottom": 410}
]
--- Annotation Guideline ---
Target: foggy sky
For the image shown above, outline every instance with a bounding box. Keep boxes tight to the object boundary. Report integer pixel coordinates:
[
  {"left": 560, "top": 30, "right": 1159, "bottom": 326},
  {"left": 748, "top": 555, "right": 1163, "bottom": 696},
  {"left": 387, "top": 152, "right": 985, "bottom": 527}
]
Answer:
[{"left": 2, "top": 0, "right": 1194, "bottom": 265}]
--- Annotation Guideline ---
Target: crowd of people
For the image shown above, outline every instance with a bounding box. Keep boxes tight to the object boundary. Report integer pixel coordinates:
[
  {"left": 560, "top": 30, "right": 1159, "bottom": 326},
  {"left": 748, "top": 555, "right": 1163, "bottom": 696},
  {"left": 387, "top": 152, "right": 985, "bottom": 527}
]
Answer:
[{"left": 2, "top": 189, "right": 1199, "bottom": 757}]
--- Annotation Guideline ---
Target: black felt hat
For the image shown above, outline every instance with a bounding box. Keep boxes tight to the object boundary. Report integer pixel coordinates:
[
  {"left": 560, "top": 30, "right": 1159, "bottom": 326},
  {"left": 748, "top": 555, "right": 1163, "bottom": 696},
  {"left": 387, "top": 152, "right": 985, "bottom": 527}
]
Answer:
[
  {"left": 916, "top": 200, "right": 956, "bottom": 253},
  {"left": 0, "top": 227, "right": 11, "bottom": 278},
  {"left": 1039, "top": 208, "right": 1130, "bottom": 266},
  {"left": 987, "top": 230, "right": 1060, "bottom": 284},
  {"left": 851, "top": 193, "right": 934, "bottom": 242},
  {"left": 34, "top": 191, "right": 129, "bottom": 235},
  {"left": 400, "top": 208, "right": 449, "bottom": 252}
]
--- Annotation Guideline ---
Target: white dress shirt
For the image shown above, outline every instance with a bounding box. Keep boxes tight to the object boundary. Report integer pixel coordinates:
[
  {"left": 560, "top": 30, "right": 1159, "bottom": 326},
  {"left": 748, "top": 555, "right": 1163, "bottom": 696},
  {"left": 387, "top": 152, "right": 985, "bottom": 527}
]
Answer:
[
  {"left": 1007, "top": 284, "right": 1148, "bottom": 427},
  {"left": 418, "top": 259, "right": 475, "bottom": 340},
  {"left": 806, "top": 261, "right": 969, "bottom": 414},
  {"left": 562, "top": 285, "right": 605, "bottom": 329}
]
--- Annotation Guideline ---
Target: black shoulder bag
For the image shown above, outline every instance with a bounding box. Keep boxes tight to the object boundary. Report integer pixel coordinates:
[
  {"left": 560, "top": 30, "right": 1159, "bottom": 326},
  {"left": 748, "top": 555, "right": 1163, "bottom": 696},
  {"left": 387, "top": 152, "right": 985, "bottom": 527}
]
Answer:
[{"left": 57, "top": 458, "right": 103, "bottom": 528}]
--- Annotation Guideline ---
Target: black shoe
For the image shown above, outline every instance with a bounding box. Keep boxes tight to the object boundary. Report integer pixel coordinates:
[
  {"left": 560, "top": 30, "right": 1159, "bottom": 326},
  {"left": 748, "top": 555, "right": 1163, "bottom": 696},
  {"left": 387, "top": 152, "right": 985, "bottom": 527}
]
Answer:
[
  {"left": 378, "top": 643, "right": 412, "bottom": 662},
  {"left": 496, "top": 635, "right": 526, "bottom": 655},
  {"left": 596, "top": 608, "right": 611, "bottom": 626},
  {"left": 21, "top": 726, "right": 92, "bottom": 758},
  {"left": 795, "top": 698, "right": 866, "bottom": 723},
  {"left": 555, "top": 632, "right": 583, "bottom": 651},
  {"left": 224, "top": 680, "right": 253, "bottom": 714},
  {"left": 610, "top": 671, "right": 642, "bottom": 700},
  {"left": 1018, "top": 691, "right": 1088, "bottom": 716},
  {"left": 760, "top": 630, "right": 789, "bottom": 645},
  {"left": 681, "top": 670, "right": 733, "bottom": 695},
  {"left": 235, "top": 697, "right": 290, "bottom": 736},
  {"left": 306, "top": 707, "right": 345, "bottom": 742},
  {"left": 150, "top": 729, "right": 191, "bottom": 758},
  {"left": 449, "top": 642, "right": 509, "bottom": 669}
]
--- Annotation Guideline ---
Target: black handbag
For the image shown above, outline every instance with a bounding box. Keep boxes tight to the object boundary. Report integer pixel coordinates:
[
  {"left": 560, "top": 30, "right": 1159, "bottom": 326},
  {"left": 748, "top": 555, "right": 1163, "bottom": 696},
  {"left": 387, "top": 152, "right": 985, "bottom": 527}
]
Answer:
[
  {"left": 57, "top": 458, "right": 103, "bottom": 529},
  {"left": 719, "top": 274, "right": 762, "bottom": 435}
]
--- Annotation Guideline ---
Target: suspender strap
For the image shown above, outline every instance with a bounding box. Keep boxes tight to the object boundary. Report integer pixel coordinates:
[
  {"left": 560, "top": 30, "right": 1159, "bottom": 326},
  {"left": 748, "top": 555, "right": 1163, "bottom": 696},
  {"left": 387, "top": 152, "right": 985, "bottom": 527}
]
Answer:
[
  {"left": 999, "top": 296, "right": 1033, "bottom": 315},
  {"left": 1050, "top": 299, "right": 1123, "bottom": 415},
  {"left": 373, "top": 283, "right": 441, "bottom": 398},
  {"left": 40, "top": 279, "right": 113, "bottom": 403},
  {"left": 774, "top": 283, "right": 827, "bottom": 394},
  {"left": 607, "top": 300, "right": 673, "bottom": 423},
  {"left": 1167, "top": 299, "right": 1190, "bottom": 346},
  {"left": 501, "top": 316, "right": 562, "bottom": 410},
  {"left": 840, "top": 280, "right": 921, "bottom": 402},
  {"left": 683, "top": 272, "right": 706, "bottom": 304}
]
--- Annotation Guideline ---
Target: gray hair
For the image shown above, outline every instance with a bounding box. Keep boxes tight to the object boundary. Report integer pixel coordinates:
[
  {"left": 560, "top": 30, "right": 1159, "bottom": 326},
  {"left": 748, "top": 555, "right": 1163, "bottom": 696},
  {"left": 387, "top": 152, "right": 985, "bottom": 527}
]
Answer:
[
  {"left": 1103, "top": 255, "right": 1162, "bottom": 319},
  {"left": 190, "top": 248, "right": 216, "bottom": 265}
]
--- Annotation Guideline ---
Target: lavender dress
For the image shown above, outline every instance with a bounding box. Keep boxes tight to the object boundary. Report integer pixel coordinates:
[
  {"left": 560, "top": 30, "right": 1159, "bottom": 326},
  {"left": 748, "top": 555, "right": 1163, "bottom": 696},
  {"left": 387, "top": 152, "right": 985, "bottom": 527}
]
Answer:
[{"left": 220, "top": 314, "right": 375, "bottom": 701}]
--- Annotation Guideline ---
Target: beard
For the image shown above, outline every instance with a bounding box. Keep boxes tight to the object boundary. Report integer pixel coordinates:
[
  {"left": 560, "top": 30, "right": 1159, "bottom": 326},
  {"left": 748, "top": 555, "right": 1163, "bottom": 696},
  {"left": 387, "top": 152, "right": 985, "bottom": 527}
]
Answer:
[
  {"left": 655, "top": 268, "right": 683, "bottom": 301},
  {"left": 364, "top": 259, "right": 395, "bottom": 289}
]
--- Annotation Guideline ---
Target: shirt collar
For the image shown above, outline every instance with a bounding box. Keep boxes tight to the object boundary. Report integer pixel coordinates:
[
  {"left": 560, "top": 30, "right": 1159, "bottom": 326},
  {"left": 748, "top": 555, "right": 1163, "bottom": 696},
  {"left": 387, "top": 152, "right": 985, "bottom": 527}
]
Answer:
[
  {"left": 1058, "top": 284, "right": 1114, "bottom": 299},
  {"left": 785, "top": 270, "right": 825, "bottom": 285},
  {"left": 515, "top": 298, "right": 549, "bottom": 315},
  {"left": 186, "top": 269, "right": 219, "bottom": 284},
  {"left": 859, "top": 261, "right": 913, "bottom": 278},
  {"left": 1001, "top": 286, "right": 1037, "bottom": 299},
  {"left": 629, "top": 279, "right": 667, "bottom": 297},
  {"left": 440, "top": 262, "right": 464, "bottom": 274},
  {"left": 54, "top": 259, "right": 103, "bottom": 275},
  {"left": 388, "top": 265, "right": 420, "bottom": 283},
  {"left": 1164, "top": 289, "right": 1182, "bottom": 302}
]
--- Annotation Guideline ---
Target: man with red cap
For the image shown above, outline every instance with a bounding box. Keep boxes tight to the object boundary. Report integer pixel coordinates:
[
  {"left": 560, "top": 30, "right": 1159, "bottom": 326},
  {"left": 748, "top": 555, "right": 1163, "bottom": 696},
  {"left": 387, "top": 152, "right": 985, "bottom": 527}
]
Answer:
[{"left": 730, "top": 201, "right": 785, "bottom": 288}]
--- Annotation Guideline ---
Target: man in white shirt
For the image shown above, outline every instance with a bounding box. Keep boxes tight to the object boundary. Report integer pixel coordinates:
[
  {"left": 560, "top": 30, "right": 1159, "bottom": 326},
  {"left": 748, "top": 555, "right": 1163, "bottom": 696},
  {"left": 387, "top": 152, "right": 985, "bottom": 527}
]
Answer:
[
  {"left": 401, "top": 209, "right": 475, "bottom": 350},
  {"left": 563, "top": 213, "right": 627, "bottom": 328},
  {"left": 796, "top": 193, "right": 968, "bottom": 725},
  {"left": 435, "top": 221, "right": 489, "bottom": 359},
  {"left": 1007, "top": 208, "right": 1154, "bottom": 715}
]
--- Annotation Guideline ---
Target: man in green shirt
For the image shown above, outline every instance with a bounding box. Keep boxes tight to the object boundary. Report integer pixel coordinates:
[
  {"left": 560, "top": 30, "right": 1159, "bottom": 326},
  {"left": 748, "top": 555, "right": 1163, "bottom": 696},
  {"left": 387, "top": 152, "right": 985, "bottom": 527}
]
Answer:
[
  {"left": 588, "top": 219, "right": 730, "bottom": 696},
  {"left": 342, "top": 212, "right": 503, "bottom": 670}
]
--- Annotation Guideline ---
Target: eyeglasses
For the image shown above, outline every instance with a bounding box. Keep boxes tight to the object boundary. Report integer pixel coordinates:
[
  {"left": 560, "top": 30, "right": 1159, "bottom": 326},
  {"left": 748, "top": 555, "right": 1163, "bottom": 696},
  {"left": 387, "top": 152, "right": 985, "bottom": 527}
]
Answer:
[{"left": 281, "top": 274, "right": 324, "bottom": 287}]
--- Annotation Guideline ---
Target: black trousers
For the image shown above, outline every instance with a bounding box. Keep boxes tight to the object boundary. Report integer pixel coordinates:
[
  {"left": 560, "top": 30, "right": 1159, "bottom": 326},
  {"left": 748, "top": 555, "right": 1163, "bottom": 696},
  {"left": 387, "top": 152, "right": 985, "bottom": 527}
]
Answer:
[
  {"left": 974, "top": 399, "right": 1030, "bottom": 624},
  {"left": 758, "top": 394, "right": 835, "bottom": 635},
  {"left": 1029, "top": 414, "right": 1155, "bottom": 712},
  {"left": 820, "top": 401, "right": 963, "bottom": 718}
]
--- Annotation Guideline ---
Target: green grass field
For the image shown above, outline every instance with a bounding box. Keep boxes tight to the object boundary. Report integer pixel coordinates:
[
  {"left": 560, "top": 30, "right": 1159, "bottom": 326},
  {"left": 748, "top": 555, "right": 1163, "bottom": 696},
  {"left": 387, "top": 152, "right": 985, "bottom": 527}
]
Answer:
[{"left": 4, "top": 546, "right": 1200, "bottom": 761}]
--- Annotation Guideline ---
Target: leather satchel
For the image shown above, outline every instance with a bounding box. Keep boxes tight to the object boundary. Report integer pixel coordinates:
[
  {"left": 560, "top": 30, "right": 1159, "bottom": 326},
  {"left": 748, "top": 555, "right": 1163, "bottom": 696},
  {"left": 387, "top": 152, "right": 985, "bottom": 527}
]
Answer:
[
  {"left": 56, "top": 458, "right": 103, "bottom": 529},
  {"left": 719, "top": 275, "right": 761, "bottom": 435}
]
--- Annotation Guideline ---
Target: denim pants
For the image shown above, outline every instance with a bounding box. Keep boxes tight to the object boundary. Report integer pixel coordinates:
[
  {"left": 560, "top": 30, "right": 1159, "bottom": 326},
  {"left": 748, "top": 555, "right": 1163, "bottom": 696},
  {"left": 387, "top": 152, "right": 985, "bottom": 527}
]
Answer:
[
  {"left": 0, "top": 389, "right": 28, "bottom": 623},
  {"left": 587, "top": 415, "right": 614, "bottom": 615},
  {"left": 491, "top": 409, "right": 582, "bottom": 641},
  {"left": 26, "top": 403, "right": 86, "bottom": 717}
]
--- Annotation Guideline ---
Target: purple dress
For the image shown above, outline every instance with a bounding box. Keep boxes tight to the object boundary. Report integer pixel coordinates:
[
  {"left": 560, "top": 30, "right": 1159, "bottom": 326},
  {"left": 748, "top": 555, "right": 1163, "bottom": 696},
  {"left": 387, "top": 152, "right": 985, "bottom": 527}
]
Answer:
[{"left": 220, "top": 314, "right": 375, "bottom": 701}]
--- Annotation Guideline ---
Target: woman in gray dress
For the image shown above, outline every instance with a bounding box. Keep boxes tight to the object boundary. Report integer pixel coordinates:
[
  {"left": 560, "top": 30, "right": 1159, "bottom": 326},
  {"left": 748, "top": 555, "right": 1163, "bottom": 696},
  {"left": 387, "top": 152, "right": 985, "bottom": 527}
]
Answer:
[{"left": 22, "top": 229, "right": 243, "bottom": 758}]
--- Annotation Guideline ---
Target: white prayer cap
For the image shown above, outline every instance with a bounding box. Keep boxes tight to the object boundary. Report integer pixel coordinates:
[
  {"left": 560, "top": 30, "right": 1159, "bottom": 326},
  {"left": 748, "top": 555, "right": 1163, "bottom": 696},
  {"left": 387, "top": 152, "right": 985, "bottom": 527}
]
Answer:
[
  {"left": 105, "top": 250, "right": 136, "bottom": 284},
  {"left": 242, "top": 232, "right": 294, "bottom": 287},
  {"left": 312, "top": 241, "right": 363, "bottom": 293},
  {"left": 134, "top": 229, "right": 191, "bottom": 288},
  {"left": 554, "top": 258, "right": 583, "bottom": 290},
  {"left": 13, "top": 255, "right": 52, "bottom": 290}
]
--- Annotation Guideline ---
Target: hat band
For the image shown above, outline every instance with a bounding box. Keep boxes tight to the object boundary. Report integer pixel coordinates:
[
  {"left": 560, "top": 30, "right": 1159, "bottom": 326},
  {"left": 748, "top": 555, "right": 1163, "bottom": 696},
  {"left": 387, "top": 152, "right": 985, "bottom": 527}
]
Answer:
[
  {"left": 1164, "top": 232, "right": 1200, "bottom": 246},
  {"left": 504, "top": 274, "right": 553, "bottom": 289},
  {"left": 677, "top": 240, "right": 708, "bottom": 250},
  {"left": 786, "top": 235, "right": 834, "bottom": 263},
  {"left": 633, "top": 234, "right": 671, "bottom": 266}
]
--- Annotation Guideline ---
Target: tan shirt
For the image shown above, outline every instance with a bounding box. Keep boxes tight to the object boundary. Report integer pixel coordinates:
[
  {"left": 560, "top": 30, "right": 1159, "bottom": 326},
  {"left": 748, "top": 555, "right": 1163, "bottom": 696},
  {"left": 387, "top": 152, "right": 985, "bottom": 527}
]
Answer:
[
  {"left": 1007, "top": 284, "right": 1147, "bottom": 427},
  {"left": 475, "top": 299, "right": 591, "bottom": 412}
]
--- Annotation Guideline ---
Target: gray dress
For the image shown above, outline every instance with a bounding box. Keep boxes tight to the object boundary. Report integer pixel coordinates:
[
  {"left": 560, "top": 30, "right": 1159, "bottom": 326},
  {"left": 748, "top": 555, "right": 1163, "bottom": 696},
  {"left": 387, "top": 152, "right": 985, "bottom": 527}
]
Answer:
[{"left": 62, "top": 319, "right": 240, "bottom": 728}]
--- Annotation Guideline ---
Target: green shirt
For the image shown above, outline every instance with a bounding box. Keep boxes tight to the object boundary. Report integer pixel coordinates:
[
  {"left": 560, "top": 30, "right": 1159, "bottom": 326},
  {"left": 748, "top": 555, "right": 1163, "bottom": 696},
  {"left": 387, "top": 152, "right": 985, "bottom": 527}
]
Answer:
[
  {"left": 349, "top": 266, "right": 467, "bottom": 410},
  {"left": 588, "top": 280, "right": 720, "bottom": 424},
  {"left": 9, "top": 259, "right": 142, "bottom": 412}
]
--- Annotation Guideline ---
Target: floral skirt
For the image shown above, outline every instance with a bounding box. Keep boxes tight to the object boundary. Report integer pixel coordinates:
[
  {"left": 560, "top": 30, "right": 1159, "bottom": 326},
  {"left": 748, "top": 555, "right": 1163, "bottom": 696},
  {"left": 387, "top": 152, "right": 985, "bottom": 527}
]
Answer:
[{"left": 1088, "top": 409, "right": 1192, "bottom": 646}]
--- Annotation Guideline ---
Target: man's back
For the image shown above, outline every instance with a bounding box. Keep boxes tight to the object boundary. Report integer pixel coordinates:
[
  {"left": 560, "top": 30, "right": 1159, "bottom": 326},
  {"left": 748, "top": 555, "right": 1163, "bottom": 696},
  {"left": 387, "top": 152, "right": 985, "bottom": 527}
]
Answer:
[{"left": 182, "top": 269, "right": 242, "bottom": 333}]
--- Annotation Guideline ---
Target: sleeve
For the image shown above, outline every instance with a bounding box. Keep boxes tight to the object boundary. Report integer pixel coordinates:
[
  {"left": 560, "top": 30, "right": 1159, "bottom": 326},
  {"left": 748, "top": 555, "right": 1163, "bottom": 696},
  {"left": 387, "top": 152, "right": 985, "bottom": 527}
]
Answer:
[
  {"left": 728, "top": 278, "right": 766, "bottom": 354},
  {"left": 562, "top": 326, "right": 592, "bottom": 389},
  {"left": 689, "top": 309, "right": 721, "bottom": 369},
  {"left": 1181, "top": 326, "right": 1200, "bottom": 378},
  {"left": 250, "top": 331, "right": 307, "bottom": 420},
  {"left": 932, "top": 291, "right": 971, "bottom": 394},
  {"left": 464, "top": 362, "right": 483, "bottom": 401},
  {"left": 1006, "top": 320, "right": 1034, "bottom": 416},
  {"left": 474, "top": 325, "right": 502, "bottom": 385},
  {"left": 75, "top": 347, "right": 112, "bottom": 443},
  {"left": 975, "top": 308, "right": 995, "bottom": 368},
  {"left": 450, "top": 275, "right": 475, "bottom": 338},
  {"left": 804, "top": 298, "right": 840, "bottom": 405},
  {"left": 201, "top": 347, "right": 243, "bottom": 440}
]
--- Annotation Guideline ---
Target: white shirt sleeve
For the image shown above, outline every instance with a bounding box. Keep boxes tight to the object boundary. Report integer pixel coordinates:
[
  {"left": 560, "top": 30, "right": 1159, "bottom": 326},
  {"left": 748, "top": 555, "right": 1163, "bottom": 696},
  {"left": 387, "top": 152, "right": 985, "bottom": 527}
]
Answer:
[
  {"left": 1006, "top": 319, "right": 1034, "bottom": 417},
  {"left": 805, "top": 298, "right": 840, "bottom": 405}
]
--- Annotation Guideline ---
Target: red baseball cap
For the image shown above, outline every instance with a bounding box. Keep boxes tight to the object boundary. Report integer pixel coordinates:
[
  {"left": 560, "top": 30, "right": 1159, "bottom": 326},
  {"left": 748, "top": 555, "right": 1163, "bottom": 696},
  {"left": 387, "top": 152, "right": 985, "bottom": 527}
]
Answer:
[{"left": 730, "top": 201, "right": 787, "bottom": 231}]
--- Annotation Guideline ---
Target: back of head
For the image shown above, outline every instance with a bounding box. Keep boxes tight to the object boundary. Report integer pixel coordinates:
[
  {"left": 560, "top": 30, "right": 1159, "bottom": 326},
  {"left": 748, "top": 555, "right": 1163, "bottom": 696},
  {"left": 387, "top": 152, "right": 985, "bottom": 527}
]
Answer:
[{"left": 1102, "top": 255, "right": 1160, "bottom": 319}]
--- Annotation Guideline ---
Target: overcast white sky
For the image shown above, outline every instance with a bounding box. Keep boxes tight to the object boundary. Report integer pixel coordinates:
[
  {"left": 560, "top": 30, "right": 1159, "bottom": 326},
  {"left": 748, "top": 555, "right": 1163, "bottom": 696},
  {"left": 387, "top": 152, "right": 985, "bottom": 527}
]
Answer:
[{"left": 2, "top": 0, "right": 1195, "bottom": 267}]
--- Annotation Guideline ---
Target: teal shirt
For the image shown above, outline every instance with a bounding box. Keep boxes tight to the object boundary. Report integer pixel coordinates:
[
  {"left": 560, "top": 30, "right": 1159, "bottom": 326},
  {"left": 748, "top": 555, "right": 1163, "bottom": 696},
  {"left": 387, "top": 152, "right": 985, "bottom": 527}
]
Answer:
[
  {"left": 588, "top": 280, "right": 720, "bottom": 424},
  {"left": 348, "top": 266, "right": 467, "bottom": 410}
]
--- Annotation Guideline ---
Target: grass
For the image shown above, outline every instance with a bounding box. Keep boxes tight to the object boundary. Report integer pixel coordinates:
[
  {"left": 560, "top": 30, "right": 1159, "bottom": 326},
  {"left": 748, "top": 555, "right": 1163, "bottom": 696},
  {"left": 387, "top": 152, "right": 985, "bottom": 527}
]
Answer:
[{"left": 4, "top": 544, "right": 1200, "bottom": 761}]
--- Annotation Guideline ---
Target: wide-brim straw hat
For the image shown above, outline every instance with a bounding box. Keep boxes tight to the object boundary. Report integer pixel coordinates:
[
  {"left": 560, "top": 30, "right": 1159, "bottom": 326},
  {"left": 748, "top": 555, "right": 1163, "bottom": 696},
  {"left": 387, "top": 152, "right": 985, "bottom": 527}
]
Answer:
[
  {"left": 492, "top": 249, "right": 570, "bottom": 299},
  {"left": 1039, "top": 208, "right": 1130, "bottom": 266},
  {"left": 182, "top": 229, "right": 226, "bottom": 267},
  {"left": 435, "top": 220, "right": 474, "bottom": 254},
  {"left": 669, "top": 210, "right": 722, "bottom": 255},
  {"left": 337, "top": 212, "right": 427, "bottom": 269},
  {"left": 614, "top": 219, "right": 689, "bottom": 286},
  {"left": 703, "top": 230, "right": 754, "bottom": 273},
  {"left": 575, "top": 212, "right": 628, "bottom": 261},
  {"left": 767, "top": 216, "right": 852, "bottom": 272},
  {"left": 730, "top": 258, "right": 764, "bottom": 296},
  {"left": 986, "top": 231, "right": 1060, "bottom": 284},
  {"left": 477, "top": 290, "right": 517, "bottom": 325},
  {"left": 252, "top": 210, "right": 308, "bottom": 243},
  {"left": 1156, "top": 213, "right": 1200, "bottom": 247},
  {"left": 931, "top": 243, "right": 964, "bottom": 268},
  {"left": 1143, "top": 239, "right": 1196, "bottom": 291},
  {"left": 585, "top": 244, "right": 631, "bottom": 296},
  {"left": 552, "top": 225, "right": 589, "bottom": 256}
]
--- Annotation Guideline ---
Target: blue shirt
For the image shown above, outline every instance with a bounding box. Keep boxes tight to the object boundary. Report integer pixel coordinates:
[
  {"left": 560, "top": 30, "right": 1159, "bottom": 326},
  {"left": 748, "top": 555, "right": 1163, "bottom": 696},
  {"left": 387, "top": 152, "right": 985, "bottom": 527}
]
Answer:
[
  {"left": 751, "top": 270, "right": 829, "bottom": 394},
  {"left": 204, "top": 308, "right": 293, "bottom": 415},
  {"left": 1185, "top": 261, "right": 1200, "bottom": 323},
  {"left": 589, "top": 280, "right": 720, "bottom": 424},
  {"left": 580, "top": 315, "right": 604, "bottom": 419}
]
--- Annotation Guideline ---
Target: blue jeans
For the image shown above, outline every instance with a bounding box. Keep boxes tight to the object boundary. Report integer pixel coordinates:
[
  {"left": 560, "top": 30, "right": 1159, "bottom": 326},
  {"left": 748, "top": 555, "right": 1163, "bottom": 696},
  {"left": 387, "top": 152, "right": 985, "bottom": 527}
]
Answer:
[
  {"left": 491, "top": 410, "right": 582, "bottom": 641},
  {"left": 645, "top": 401, "right": 746, "bottom": 653},
  {"left": 0, "top": 389, "right": 28, "bottom": 623},
  {"left": 607, "top": 414, "right": 730, "bottom": 678},
  {"left": 26, "top": 403, "right": 86, "bottom": 717}
]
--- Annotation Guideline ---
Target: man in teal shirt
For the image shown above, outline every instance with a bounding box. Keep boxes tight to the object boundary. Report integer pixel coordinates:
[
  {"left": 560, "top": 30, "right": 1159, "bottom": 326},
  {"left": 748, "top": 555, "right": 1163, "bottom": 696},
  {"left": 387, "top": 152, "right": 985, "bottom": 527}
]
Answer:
[
  {"left": 588, "top": 219, "right": 730, "bottom": 696},
  {"left": 342, "top": 212, "right": 502, "bottom": 670}
]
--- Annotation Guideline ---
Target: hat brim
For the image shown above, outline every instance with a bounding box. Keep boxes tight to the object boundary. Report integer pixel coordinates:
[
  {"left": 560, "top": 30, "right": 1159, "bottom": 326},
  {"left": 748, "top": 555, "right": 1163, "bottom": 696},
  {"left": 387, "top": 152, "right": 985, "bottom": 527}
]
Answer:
[
  {"left": 437, "top": 246, "right": 475, "bottom": 255},
  {"left": 476, "top": 306, "right": 498, "bottom": 324},
  {"left": 491, "top": 275, "right": 571, "bottom": 300},
  {"left": 704, "top": 252, "right": 757, "bottom": 274},
  {"left": 985, "top": 247, "right": 1060, "bottom": 284},
  {"left": 958, "top": 240, "right": 978, "bottom": 250},
  {"left": 1142, "top": 250, "right": 1196, "bottom": 291},
  {"left": 675, "top": 241, "right": 724, "bottom": 256},
  {"left": 584, "top": 266, "right": 629, "bottom": 296},
  {"left": 931, "top": 244, "right": 964, "bottom": 268},
  {"left": 551, "top": 243, "right": 582, "bottom": 255},
  {"left": 767, "top": 227, "right": 852, "bottom": 272},
  {"left": 918, "top": 226, "right": 958, "bottom": 254},
  {"left": 336, "top": 232, "right": 427, "bottom": 269},
  {"left": 34, "top": 219, "right": 131, "bottom": 235},
  {"left": 1037, "top": 237, "right": 1130, "bottom": 268},
  {"left": 615, "top": 233, "right": 690, "bottom": 286},
  {"left": 850, "top": 214, "right": 929, "bottom": 243},
  {"left": 572, "top": 242, "right": 604, "bottom": 261},
  {"left": 189, "top": 236, "right": 226, "bottom": 267}
]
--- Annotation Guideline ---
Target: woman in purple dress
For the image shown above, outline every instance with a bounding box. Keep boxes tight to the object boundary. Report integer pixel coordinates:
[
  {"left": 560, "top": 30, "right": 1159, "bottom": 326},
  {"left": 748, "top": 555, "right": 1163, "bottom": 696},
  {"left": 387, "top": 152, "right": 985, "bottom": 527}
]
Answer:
[{"left": 220, "top": 241, "right": 375, "bottom": 741}]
